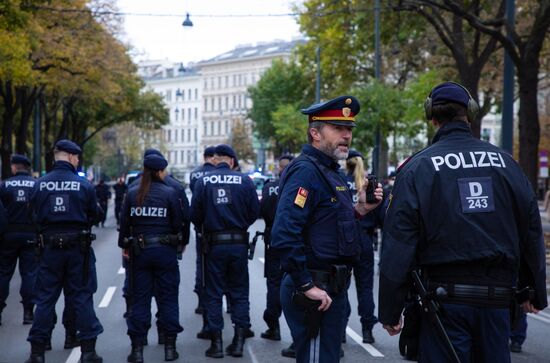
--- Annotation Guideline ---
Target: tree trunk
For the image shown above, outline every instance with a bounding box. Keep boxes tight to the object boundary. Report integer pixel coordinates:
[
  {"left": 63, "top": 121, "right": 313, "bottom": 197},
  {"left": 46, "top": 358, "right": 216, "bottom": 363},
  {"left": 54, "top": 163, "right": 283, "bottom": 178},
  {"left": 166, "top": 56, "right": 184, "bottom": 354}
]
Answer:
[
  {"left": 517, "top": 62, "right": 540, "bottom": 191},
  {"left": 0, "top": 81, "right": 19, "bottom": 179},
  {"left": 15, "top": 86, "right": 39, "bottom": 156}
]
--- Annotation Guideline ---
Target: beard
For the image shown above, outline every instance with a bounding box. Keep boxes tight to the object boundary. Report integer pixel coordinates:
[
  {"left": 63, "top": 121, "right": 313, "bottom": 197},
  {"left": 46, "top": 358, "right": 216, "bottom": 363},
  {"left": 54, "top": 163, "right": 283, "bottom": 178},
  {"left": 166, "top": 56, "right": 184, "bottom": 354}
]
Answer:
[{"left": 319, "top": 139, "right": 350, "bottom": 160}]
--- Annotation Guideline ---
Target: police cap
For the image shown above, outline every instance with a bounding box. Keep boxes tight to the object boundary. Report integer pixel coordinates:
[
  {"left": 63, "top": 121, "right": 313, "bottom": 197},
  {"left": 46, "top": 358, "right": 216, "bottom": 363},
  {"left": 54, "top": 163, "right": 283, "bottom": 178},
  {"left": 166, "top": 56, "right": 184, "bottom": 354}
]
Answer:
[
  {"left": 10, "top": 154, "right": 31, "bottom": 166},
  {"left": 215, "top": 144, "right": 237, "bottom": 160},
  {"left": 203, "top": 146, "right": 216, "bottom": 157},
  {"left": 55, "top": 139, "right": 82, "bottom": 155},
  {"left": 143, "top": 154, "right": 168, "bottom": 171},
  {"left": 347, "top": 149, "right": 364, "bottom": 160},
  {"left": 301, "top": 95, "right": 360, "bottom": 127},
  {"left": 144, "top": 148, "right": 163, "bottom": 158},
  {"left": 430, "top": 82, "right": 470, "bottom": 108}
]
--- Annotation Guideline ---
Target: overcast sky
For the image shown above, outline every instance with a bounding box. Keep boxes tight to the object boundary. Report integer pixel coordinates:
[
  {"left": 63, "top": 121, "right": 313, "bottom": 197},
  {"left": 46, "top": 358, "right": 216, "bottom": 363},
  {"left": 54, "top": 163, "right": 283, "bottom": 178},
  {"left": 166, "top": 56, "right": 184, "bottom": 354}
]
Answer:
[{"left": 116, "top": 0, "right": 303, "bottom": 64}]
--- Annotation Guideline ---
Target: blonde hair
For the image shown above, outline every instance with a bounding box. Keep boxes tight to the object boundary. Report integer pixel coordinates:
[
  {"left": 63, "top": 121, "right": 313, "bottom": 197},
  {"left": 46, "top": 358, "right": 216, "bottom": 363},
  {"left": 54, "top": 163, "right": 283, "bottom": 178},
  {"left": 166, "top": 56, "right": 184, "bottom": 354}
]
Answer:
[{"left": 346, "top": 156, "right": 365, "bottom": 192}]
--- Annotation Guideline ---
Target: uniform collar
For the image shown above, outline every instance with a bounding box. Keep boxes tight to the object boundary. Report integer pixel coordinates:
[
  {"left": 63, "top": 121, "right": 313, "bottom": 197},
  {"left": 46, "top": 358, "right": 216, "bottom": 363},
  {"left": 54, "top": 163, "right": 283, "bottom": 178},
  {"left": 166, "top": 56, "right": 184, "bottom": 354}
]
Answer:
[
  {"left": 432, "top": 121, "right": 472, "bottom": 144},
  {"left": 15, "top": 171, "right": 30, "bottom": 177},
  {"left": 303, "top": 144, "right": 341, "bottom": 170},
  {"left": 53, "top": 160, "right": 77, "bottom": 173},
  {"left": 215, "top": 162, "right": 230, "bottom": 170},
  {"left": 204, "top": 162, "right": 215, "bottom": 167}
]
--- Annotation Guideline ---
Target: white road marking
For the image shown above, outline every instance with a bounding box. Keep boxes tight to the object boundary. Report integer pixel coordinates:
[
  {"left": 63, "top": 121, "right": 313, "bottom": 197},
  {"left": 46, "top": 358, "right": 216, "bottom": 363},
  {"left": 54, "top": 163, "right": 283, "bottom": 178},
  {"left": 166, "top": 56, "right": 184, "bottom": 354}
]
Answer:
[
  {"left": 537, "top": 310, "right": 550, "bottom": 320},
  {"left": 259, "top": 257, "right": 265, "bottom": 264},
  {"left": 223, "top": 295, "right": 227, "bottom": 313},
  {"left": 98, "top": 286, "right": 117, "bottom": 308},
  {"left": 528, "top": 313, "right": 550, "bottom": 325},
  {"left": 346, "top": 326, "right": 384, "bottom": 357},
  {"left": 246, "top": 344, "right": 260, "bottom": 363},
  {"left": 118, "top": 266, "right": 125, "bottom": 274},
  {"left": 65, "top": 347, "right": 81, "bottom": 363}
]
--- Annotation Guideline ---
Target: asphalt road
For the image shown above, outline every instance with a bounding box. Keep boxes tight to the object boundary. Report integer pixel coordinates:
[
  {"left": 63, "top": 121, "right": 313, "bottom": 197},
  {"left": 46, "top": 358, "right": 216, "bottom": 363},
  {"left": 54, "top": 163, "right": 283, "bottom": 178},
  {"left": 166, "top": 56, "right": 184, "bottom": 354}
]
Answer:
[{"left": 1, "top": 204, "right": 549, "bottom": 363}]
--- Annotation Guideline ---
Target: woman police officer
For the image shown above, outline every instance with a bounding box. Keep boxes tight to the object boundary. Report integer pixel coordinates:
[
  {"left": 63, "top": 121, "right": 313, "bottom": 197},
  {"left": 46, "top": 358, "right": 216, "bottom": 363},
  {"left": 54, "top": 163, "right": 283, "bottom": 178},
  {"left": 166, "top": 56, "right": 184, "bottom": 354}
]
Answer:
[{"left": 118, "top": 154, "right": 185, "bottom": 362}]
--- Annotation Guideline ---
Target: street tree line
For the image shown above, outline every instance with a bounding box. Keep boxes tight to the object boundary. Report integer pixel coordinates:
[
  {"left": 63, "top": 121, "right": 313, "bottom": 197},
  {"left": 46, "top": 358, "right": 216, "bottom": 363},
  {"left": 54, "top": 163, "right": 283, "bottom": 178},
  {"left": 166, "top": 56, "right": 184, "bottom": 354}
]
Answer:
[
  {"left": 0, "top": 0, "right": 168, "bottom": 179},
  {"left": 249, "top": 0, "right": 550, "bottom": 187}
]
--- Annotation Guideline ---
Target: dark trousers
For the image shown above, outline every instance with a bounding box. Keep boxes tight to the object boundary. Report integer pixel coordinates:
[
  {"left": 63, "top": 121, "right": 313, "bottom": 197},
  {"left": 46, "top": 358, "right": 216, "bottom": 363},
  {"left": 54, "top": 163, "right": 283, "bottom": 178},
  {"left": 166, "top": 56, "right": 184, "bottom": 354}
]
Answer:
[
  {"left": 115, "top": 200, "right": 123, "bottom": 224},
  {"left": 194, "top": 232, "right": 204, "bottom": 305},
  {"left": 345, "top": 235, "right": 377, "bottom": 329},
  {"left": 28, "top": 245, "right": 103, "bottom": 343},
  {"left": 49, "top": 290, "right": 76, "bottom": 335},
  {"left": 126, "top": 245, "right": 182, "bottom": 339},
  {"left": 510, "top": 310, "right": 527, "bottom": 345},
  {"left": 0, "top": 233, "right": 38, "bottom": 309},
  {"left": 264, "top": 247, "right": 283, "bottom": 325},
  {"left": 281, "top": 274, "right": 347, "bottom": 363},
  {"left": 99, "top": 201, "right": 108, "bottom": 224},
  {"left": 419, "top": 303, "right": 511, "bottom": 363},
  {"left": 204, "top": 244, "right": 250, "bottom": 332}
]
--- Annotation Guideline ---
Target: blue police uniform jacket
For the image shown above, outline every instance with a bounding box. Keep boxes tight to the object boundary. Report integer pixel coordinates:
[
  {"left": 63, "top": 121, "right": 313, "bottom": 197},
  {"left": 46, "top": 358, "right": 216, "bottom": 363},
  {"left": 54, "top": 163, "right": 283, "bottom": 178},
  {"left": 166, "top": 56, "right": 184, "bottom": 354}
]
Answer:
[
  {"left": 379, "top": 121, "right": 548, "bottom": 325},
  {"left": 31, "top": 161, "right": 102, "bottom": 233},
  {"left": 271, "top": 144, "right": 361, "bottom": 288},
  {"left": 260, "top": 178, "right": 281, "bottom": 228},
  {"left": 189, "top": 162, "right": 216, "bottom": 194},
  {"left": 190, "top": 162, "right": 259, "bottom": 233},
  {"left": 128, "top": 174, "right": 190, "bottom": 246},
  {"left": 0, "top": 171, "right": 36, "bottom": 233},
  {"left": 118, "top": 179, "right": 185, "bottom": 244}
]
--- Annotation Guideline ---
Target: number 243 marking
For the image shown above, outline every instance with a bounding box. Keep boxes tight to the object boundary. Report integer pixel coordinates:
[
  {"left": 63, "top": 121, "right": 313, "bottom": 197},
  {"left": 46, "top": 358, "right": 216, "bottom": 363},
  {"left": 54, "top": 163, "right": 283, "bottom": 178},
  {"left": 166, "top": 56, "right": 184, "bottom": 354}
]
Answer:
[{"left": 468, "top": 198, "right": 487, "bottom": 209}]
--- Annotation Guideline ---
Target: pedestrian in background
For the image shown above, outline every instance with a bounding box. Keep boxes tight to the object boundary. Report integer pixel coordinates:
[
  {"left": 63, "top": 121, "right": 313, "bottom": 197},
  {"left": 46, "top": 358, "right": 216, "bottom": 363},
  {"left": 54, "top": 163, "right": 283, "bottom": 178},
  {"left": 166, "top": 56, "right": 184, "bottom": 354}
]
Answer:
[
  {"left": 379, "top": 82, "right": 547, "bottom": 362},
  {"left": 119, "top": 153, "right": 186, "bottom": 362},
  {"left": 113, "top": 177, "right": 127, "bottom": 228},
  {"left": 95, "top": 179, "right": 111, "bottom": 227}
]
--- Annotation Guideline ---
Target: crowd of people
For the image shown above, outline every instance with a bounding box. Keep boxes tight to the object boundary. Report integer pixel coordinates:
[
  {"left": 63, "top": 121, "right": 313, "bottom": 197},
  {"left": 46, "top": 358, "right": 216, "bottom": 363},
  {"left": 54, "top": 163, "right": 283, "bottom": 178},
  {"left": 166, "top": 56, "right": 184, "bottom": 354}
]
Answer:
[{"left": 0, "top": 82, "right": 546, "bottom": 363}]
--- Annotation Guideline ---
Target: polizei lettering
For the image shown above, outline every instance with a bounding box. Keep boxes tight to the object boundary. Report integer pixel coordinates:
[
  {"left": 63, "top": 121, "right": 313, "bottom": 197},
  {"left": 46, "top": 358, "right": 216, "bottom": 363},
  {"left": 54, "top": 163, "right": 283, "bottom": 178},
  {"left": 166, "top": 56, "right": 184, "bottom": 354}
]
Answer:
[
  {"left": 431, "top": 151, "right": 507, "bottom": 172},
  {"left": 203, "top": 174, "right": 242, "bottom": 185},
  {"left": 39, "top": 181, "right": 80, "bottom": 191},
  {"left": 130, "top": 207, "right": 168, "bottom": 217},
  {"left": 5, "top": 180, "right": 35, "bottom": 188}
]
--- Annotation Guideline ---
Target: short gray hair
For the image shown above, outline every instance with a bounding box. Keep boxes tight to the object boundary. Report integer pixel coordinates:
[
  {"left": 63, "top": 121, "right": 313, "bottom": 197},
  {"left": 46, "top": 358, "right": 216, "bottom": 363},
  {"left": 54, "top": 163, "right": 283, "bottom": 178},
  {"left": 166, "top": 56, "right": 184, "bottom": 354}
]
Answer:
[{"left": 307, "top": 121, "right": 326, "bottom": 143}]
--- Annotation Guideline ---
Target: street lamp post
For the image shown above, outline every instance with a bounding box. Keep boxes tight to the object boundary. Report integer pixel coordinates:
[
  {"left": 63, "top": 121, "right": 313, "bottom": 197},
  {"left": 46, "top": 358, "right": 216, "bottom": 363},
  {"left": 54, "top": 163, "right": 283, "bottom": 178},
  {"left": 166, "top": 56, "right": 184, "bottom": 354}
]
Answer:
[
  {"left": 501, "top": 0, "right": 515, "bottom": 153},
  {"left": 372, "top": 0, "right": 381, "bottom": 176}
]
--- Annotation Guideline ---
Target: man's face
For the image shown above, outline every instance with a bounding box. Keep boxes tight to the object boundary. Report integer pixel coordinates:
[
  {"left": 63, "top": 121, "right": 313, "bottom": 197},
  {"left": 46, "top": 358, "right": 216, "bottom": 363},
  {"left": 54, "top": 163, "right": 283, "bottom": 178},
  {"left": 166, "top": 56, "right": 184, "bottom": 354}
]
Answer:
[{"left": 317, "top": 123, "right": 353, "bottom": 160}]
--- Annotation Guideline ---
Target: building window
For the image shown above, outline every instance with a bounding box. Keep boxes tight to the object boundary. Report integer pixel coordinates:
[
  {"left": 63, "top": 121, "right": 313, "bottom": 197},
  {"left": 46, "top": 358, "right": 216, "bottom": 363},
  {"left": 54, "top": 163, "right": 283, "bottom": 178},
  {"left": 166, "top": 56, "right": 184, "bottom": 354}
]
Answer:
[
  {"left": 180, "top": 150, "right": 184, "bottom": 164},
  {"left": 188, "top": 129, "right": 191, "bottom": 142},
  {"left": 188, "top": 89, "right": 191, "bottom": 100},
  {"left": 225, "top": 120, "right": 229, "bottom": 134},
  {"left": 232, "top": 95, "right": 236, "bottom": 110},
  {"left": 210, "top": 78, "right": 214, "bottom": 89},
  {"left": 204, "top": 99, "right": 207, "bottom": 112},
  {"left": 195, "top": 88, "right": 198, "bottom": 100},
  {"left": 218, "top": 97, "right": 222, "bottom": 111},
  {"left": 194, "top": 128, "right": 197, "bottom": 142},
  {"left": 194, "top": 150, "right": 197, "bottom": 163},
  {"left": 204, "top": 80, "right": 208, "bottom": 90},
  {"left": 233, "top": 75, "right": 237, "bottom": 86},
  {"left": 225, "top": 75, "right": 229, "bottom": 88},
  {"left": 188, "top": 108, "right": 191, "bottom": 122},
  {"left": 210, "top": 122, "right": 214, "bottom": 135},
  {"left": 204, "top": 123, "right": 207, "bottom": 136},
  {"left": 168, "top": 129, "right": 171, "bottom": 142},
  {"left": 211, "top": 98, "right": 214, "bottom": 111},
  {"left": 218, "top": 77, "right": 221, "bottom": 88},
  {"left": 225, "top": 96, "right": 228, "bottom": 110},
  {"left": 181, "top": 108, "right": 185, "bottom": 122},
  {"left": 194, "top": 107, "right": 198, "bottom": 120},
  {"left": 166, "top": 90, "right": 172, "bottom": 102},
  {"left": 217, "top": 121, "right": 221, "bottom": 135},
  {"left": 187, "top": 150, "right": 192, "bottom": 164},
  {"left": 175, "top": 108, "right": 179, "bottom": 121}
]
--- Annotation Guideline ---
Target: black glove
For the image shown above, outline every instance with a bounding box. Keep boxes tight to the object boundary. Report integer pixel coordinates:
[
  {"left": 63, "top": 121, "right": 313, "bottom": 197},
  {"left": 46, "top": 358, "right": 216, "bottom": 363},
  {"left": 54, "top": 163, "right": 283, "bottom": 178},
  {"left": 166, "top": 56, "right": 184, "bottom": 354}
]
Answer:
[
  {"left": 292, "top": 291, "right": 323, "bottom": 339},
  {"left": 399, "top": 302, "right": 421, "bottom": 361}
]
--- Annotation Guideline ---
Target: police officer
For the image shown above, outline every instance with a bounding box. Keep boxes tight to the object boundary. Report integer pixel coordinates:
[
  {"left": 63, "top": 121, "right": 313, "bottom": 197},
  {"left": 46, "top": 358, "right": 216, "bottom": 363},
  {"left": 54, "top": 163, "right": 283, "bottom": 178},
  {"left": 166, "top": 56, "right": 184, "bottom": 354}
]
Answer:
[
  {"left": 94, "top": 180, "right": 111, "bottom": 227},
  {"left": 190, "top": 144, "right": 259, "bottom": 359},
  {"left": 0, "top": 155, "right": 37, "bottom": 325},
  {"left": 189, "top": 146, "right": 216, "bottom": 319},
  {"left": 343, "top": 150, "right": 379, "bottom": 344},
  {"left": 26, "top": 139, "right": 103, "bottom": 363},
  {"left": 259, "top": 155, "right": 297, "bottom": 357},
  {"left": 271, "top": 96, "right": 383, "bottom": 363},
  {"left": 119, "top": 153, "right": 186, "bottom": 362},
  {"left": 379, "top": 82, "right": 548, "bottom": 362},
  {"left": 113, "top": 177, "right": 127, "bottom": 227}
]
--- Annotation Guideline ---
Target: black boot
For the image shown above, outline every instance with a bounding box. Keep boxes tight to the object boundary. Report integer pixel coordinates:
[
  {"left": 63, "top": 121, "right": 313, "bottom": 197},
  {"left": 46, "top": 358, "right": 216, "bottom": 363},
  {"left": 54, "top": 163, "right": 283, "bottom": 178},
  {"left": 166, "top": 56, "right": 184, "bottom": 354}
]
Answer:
[
  {"left": 64, "top": 331, "right": 80, "bottom": 349},
  {"left": 205, "top": 330, "right": 223, "bottom": 359},
  {"left": 157, "top": 326, "right": 166, "bottom": 345},
  {"left": 226, "top": 326, "right": 245, "bottom": 357},
  {"left": 260, "top": 320, "right": 281, "bottom": 341},
  {"left": 25, "top": 342, "right": 45, "bottom": 363},
  {"left": 127, "top": 338, "right": 144, "bottom": 363},
  {"left": 196, "top": 314, "right": 211, "bottom": 340},
  {"left": 281, "top": 342, "right": 296, "bottom": 358},
  {"left": 80, "top": 338, "right": 103, "bottom": 363},
  {"left": 23, "top": 305, "right": 34, "bottom": 324},
  {"left": 243, "top": 327, "right": 254, "bottom": 339},
  {"left": 164, "top": 335, "right": 179, "bottom": 361},
  {"left": 362, "top": 327, "right": 375, "bottom": 344}
]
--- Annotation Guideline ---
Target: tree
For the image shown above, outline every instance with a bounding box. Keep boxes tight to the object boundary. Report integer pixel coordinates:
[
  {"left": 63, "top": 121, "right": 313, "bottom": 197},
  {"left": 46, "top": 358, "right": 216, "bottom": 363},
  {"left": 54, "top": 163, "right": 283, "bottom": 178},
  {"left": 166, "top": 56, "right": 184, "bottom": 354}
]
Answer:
[
  {"left": 248, "top": 58, "right": 311, "bottom": 151},
  {"left": 229, "top": 118, "right": 255, "bottom": 166},
  {"left": 395, "top": 0, "right": 550, "bottom": 188},
  {"left": 271, "top": 103, "right": 308, "bottom": 153}
]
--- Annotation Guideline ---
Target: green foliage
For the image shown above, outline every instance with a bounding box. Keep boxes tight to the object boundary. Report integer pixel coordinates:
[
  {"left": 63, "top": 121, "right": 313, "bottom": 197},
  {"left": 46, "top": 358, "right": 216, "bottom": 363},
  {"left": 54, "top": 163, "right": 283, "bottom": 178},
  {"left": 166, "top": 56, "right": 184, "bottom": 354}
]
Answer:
[
  {"left": 229, "top": 119, "right": 256, "bottom": 165},
  {"left": 271, "top": 103, "right": 308, "bottom": 153},
  {"left": 248, "top": 59, "right": 311, "bottom": 143}
]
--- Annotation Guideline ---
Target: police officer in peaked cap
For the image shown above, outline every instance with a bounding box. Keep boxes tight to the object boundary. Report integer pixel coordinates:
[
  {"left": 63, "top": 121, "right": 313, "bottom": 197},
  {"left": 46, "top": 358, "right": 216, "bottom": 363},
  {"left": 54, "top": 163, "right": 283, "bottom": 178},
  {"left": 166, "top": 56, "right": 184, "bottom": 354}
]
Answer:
[
  {"left": 379, "top": 82, "right": 548, "bottom": 362},
  {"left": 0, "top": 155, "right": 38, "bottom": 326},
  {"left": 26, "top": 139, "right": 104, "bottom": 363},
  {"left": 119, "top": 153, "right": 185, "bottom": 362},
  {"left": 259, "top": 155, "right": 297, "bottom": 357},
  {"left": 190, "top": 144, "right": 259, "bottom": 359},
  {"left": 270, "top": 96, "right": 384, "bottom": 363}
]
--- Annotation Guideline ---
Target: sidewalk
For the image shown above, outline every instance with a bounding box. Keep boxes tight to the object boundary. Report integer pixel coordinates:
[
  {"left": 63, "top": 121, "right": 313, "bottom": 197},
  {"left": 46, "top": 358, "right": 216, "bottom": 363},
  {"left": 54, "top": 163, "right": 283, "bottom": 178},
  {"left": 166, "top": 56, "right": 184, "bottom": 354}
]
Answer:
[{"left": 538, "top": 202, "right": 550, "bottom": 295}]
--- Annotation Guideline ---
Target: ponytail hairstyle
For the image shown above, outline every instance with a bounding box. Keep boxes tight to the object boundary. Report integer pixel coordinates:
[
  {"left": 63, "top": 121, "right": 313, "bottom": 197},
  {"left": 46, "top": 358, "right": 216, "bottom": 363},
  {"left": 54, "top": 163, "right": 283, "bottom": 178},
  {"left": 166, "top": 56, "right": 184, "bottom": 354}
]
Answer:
[
  {"left": 346, "top": 156, "right": 365, "bottom": 193},
  {"left": 136, "top": 167, "right": 162, "bottom": 206}
]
